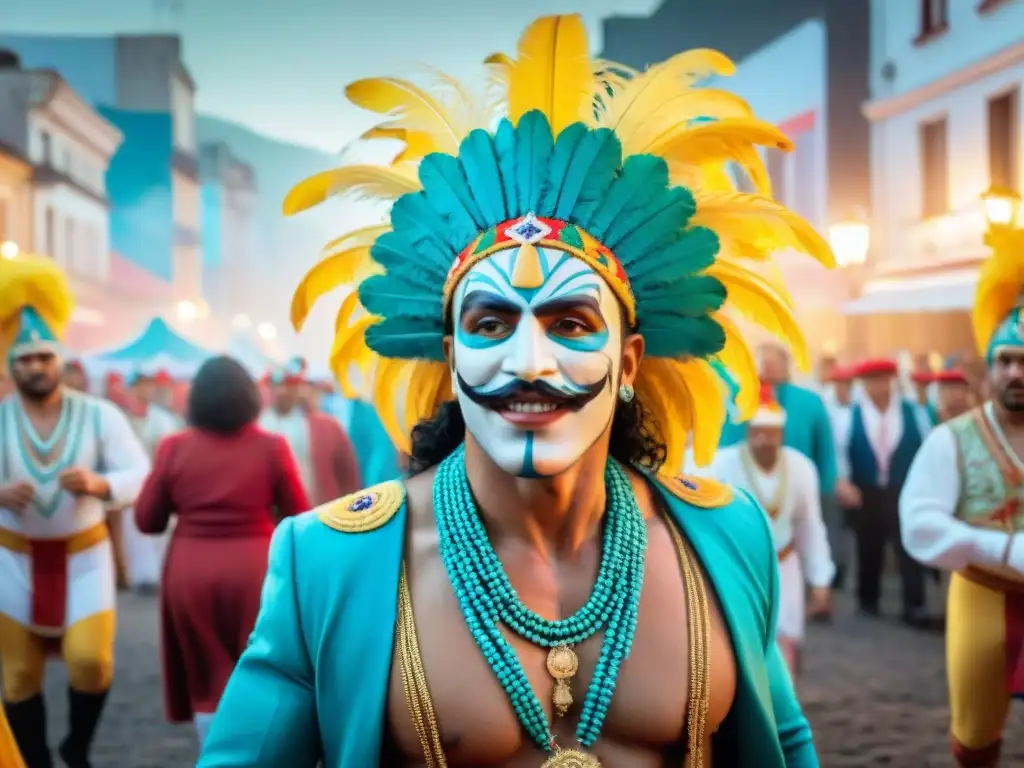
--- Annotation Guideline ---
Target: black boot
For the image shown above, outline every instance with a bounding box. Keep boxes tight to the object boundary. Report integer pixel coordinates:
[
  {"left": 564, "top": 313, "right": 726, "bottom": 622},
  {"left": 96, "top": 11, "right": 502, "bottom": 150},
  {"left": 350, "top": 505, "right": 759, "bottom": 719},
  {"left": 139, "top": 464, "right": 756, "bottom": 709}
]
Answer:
[
  {"left": 57, "top": 688, "right": 108, "bottom": 768},
  {"left": 4, "top": 694, "right": 53, "bottom": 768}
]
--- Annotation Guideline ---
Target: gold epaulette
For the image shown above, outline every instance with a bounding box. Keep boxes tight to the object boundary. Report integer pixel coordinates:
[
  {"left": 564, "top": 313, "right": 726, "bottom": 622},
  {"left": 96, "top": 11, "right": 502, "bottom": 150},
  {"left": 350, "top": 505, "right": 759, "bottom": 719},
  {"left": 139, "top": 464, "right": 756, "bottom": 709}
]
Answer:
[
  {"left": 317, "top": 480, "right": 406, "bottom": 533},
  {"left": 656, "top": 473, "right": 733, "bottom": 509}
]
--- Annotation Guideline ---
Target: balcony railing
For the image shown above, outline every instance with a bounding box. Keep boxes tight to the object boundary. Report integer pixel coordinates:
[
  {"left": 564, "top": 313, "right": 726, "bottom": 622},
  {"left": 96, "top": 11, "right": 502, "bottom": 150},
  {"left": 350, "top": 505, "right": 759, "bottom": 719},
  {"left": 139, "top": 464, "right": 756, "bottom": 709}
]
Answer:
[{"left": 876, "top": 202, "right": 989, "bottom": 275}]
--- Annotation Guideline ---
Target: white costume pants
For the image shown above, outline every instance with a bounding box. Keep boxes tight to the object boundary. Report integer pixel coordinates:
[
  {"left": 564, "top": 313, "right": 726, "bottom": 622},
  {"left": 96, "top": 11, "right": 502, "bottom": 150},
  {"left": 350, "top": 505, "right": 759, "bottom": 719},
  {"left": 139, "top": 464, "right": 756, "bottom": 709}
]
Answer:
[{"left": 776, "top": 554, "right": 806, "bottom": 642}]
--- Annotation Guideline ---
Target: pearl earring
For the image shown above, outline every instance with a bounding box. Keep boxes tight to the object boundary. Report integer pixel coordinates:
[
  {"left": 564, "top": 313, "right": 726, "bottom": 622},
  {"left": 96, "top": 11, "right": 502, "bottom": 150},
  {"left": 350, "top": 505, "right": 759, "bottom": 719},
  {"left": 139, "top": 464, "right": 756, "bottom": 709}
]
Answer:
[{"left": 618, "top": 383, "right": 635, "bottom": 403}]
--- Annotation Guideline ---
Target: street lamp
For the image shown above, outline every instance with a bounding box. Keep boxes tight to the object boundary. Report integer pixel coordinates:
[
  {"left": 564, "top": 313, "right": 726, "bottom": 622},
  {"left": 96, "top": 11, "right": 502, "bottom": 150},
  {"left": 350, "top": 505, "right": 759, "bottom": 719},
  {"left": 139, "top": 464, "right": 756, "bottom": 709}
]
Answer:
[
  {"left": 176, "top": 300, "right": 197, "bottom": 322},
  {"left": 232, "top": 313, "right": 251, "bottom": 330},
  {"left": 257, "top": 322, "right": 277, "bottom": 340},
  {"left": 0, "top": 241, "right": 19, "bottom": 260},
  {"left": 828, "top": 217, "right": 871, "bottom": 268},
  {"left": 981, "top": 185, "right": 1021, "bottom": 230}
]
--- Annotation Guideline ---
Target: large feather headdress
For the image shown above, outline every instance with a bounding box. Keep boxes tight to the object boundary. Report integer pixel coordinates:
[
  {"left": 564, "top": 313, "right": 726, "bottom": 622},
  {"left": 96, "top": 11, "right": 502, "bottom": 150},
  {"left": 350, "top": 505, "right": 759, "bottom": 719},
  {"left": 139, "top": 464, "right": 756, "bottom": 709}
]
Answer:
[
  {"left": 0, "top": 253, "right": 74, "bottom": 366},
  {"left": 285, "top": 14, "right": 834, "bottom": 469},
  {"left": 974, "top": 227, "right": 1024, "bottom": 361}
]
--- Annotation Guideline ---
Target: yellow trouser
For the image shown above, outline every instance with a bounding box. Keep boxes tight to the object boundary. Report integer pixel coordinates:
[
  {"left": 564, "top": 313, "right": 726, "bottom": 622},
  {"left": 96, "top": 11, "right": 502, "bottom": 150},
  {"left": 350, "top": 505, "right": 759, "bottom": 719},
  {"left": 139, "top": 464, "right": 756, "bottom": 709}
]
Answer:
[
  {"left": 0, "top": 610, "right": 116, "bottom": 702},
  {"left": 947, "top": 572, "right": 1012, "bottom": 754},
  {"left": 0, "top": 706, "right": 26, "bottom": 768}
]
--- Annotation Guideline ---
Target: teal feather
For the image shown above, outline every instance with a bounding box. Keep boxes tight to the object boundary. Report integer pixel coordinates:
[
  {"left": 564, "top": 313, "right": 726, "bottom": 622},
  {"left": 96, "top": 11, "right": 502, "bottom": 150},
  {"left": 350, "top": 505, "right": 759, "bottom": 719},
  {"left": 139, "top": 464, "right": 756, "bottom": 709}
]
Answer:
[
  {"left": 359, "top": 275, "right": 444, "bottom": 319},
  {"left": 514, "top": 111, "right": 553, "bottom": 213},
  {"left": 561, "top": 129, "right": 622, "bottom": 224},
  {"left": 629, "top": 228, "right": 719, "bottom": 287},
  {"left": 459, "top": 129, "right": 508, "bottom": 223},
  {"left": 370, "top": 232, "right": 444, "bottom": 280},
  {"left": 418, "top": 153, "right": 484, "bottom": 249},
  {"left": 493, "top": 119, "right": 518, "bottom": 220},
  {"left": 365, "top": 320, "right": 445, "bottom": 361},
  {"left": 388, "top": 194, "right": 457, "bottom": 270},
  {"left": 636, "top": 275, "right": 726, "bottom": 317},
  {"left": 606, "top": 186, "right": 696, "bottom": 257},
  {"left": 578, "top": 155, "right": 668, "bottom": 242},
  {"left": 642, "top": 315, "right": 725, "bottom": 358},
  {"left": 537, "top": 123, "right": 587, "bottom": 216}
]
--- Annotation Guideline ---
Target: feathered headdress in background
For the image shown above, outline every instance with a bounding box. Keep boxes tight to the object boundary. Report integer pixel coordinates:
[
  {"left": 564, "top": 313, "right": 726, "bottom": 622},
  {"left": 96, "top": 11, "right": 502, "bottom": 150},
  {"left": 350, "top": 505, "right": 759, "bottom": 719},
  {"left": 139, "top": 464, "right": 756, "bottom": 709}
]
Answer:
[
  {"left": 973, "top": 227, "right": 1024, "bottom": 361},
  {"left": 0, "top": 253, "right": 74, "bottom": 365},
  {"left": 284, "top": 14, "right": 834, "bottom": 469}
]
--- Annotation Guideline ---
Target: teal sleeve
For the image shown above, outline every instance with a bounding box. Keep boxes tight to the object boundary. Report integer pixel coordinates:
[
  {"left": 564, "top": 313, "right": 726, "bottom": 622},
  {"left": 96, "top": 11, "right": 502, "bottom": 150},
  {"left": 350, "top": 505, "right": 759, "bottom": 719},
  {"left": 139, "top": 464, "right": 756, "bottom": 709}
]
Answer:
[
  {"left": 718, "top": 417, "right": 746, "bottom": 448},
  {"left": 811, "top": 399, "right": 837, "bottom": 494},
  {"left": 198, "top": 518, "right": 321, "bottom": 767},
  {"left": 765, "top": 519, "right": 819, "bottom": 767}
]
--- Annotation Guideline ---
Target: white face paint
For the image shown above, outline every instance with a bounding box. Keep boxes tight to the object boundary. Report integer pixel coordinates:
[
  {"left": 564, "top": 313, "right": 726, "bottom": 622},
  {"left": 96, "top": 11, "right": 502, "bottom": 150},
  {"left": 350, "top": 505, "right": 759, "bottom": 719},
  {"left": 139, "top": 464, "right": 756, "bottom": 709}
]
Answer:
[{"left": 452, "top": 247, "right": 623, "bottom": 477}]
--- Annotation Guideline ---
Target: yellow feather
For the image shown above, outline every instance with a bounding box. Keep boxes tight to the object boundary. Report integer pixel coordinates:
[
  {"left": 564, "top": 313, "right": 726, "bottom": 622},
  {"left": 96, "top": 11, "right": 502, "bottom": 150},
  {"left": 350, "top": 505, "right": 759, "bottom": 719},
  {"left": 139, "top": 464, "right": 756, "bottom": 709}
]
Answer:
[
  {"left": 679, "top": 358, "right": 728, "bottom": 467},
  {"left": 0, "top": 253, "right": 75, "bottom": 355},
  {"left": 973, "top": 228, "right": 1024, "bottom": 353},
  {"left": 346, "top": 77, "right": 466, "bottom": 155},
  {"left": 373, "top": 357, "right": 414, "bottom": 453},
  {"left": 282, "top": 165, "right": 421, "bottom": 216},
  {"left": 692, "top": 191, "right": 835, "bottom": 268},
  {"left": 707, "top": 259, "right": 809, "bottom": 371},
  {"left": 714, "top": 312, "right": 760, "bottom": 419},
  {"left": 360, "top": 126, "right": 436, "bottom": 164},
  {"left": 290, "top": 225, "right": 390, "bottom": 331},
  {"left": 507, "top": 15, "right": 594, "bottom": 136},
  {"left": 404, "top": 361, "right": 449, "bottom": 433},
  {"left": 634, "top": 361, "right": 690, "bottom": 471}
]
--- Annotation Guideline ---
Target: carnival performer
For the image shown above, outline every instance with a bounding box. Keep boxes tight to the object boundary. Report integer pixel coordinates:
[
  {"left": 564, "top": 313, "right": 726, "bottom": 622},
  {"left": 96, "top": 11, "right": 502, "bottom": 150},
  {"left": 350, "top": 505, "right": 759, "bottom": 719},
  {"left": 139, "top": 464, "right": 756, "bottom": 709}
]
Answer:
[
  {"left": 933, "top": 368, "right": 973, "bottom": 422},
  {"left": 707, "top": 387, "right": 834, "bottom": 676},
  {"left": 837, "top": 359, "right": 930, "bottom": 627},
  {"left": 0, "top": 254, "right": 150, "bottom": 768},
  {"left": 900, "top": 225, "right": 1024, "bottom": 768},
  {"left": 909, "top": 370, "right": 938, "bottom": 438},
  {"left": 200, "top": 15, "right": 834, "bottom": 767},
  {"left": 134, "top": 356, "right": 309, "bottom": 747},
  {"left": 824, "top": 365, "right": 856, "bottom": 588},
  {"left": 258, "top": 363, "right": 360, "bottom": 505}
]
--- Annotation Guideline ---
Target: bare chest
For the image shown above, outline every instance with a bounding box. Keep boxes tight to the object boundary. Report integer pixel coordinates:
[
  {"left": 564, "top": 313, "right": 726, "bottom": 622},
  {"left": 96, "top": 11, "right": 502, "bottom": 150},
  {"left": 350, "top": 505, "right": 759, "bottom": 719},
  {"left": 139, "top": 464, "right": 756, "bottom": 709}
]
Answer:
[{"left": 384, "top": 522, "right": 736, "bottom": 767}]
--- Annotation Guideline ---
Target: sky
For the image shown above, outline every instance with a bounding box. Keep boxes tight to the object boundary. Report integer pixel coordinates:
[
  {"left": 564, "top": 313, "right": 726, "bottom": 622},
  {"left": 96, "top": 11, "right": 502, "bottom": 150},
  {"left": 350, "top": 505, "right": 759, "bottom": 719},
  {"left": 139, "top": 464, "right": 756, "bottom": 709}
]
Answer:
[{"left": 0, "top": 0, "right": 660, "bottom": 153}]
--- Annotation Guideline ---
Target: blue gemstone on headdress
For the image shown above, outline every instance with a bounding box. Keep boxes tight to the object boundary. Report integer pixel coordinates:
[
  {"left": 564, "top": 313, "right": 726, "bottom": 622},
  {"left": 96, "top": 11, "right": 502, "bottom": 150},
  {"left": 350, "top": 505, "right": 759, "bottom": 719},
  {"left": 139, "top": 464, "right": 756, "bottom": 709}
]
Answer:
[
  {"left": 348, "top": 494, "right": 375, "bottom": 513},
  {"left": 681, "top": 478, "right": 697, "bottom": 491},
  {"left": 513, "top": 220, "right": 544, "bottom": 240}
]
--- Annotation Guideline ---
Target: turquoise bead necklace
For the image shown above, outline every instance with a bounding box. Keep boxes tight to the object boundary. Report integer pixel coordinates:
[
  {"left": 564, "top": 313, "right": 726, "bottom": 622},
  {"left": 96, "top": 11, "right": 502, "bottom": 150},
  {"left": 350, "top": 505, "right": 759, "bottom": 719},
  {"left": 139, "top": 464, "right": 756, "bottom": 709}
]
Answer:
[{"left": 433, "top": 445, "right": 647, "bottom": 752}]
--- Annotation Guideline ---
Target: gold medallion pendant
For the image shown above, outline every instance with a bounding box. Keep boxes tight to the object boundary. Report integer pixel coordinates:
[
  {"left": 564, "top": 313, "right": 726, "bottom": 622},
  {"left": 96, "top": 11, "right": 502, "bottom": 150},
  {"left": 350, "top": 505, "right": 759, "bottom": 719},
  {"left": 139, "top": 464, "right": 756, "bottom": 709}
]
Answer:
[
  {"left": 541, "top": 747, "right": 602, "bottom": 767},
  {"left": 546, "top": 645, "right": 579, "bottom": 716}
]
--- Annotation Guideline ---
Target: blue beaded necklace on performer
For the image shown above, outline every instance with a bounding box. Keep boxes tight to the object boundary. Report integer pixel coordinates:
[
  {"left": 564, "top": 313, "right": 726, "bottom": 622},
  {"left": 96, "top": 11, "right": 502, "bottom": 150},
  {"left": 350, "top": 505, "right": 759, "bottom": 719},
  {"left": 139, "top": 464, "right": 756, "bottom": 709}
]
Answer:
[
  {"left": 17, "top": 394, "right": 70, "bottom": 458},
  {"left": 433, "top": 444, "right": 647, "bottom": 757}
]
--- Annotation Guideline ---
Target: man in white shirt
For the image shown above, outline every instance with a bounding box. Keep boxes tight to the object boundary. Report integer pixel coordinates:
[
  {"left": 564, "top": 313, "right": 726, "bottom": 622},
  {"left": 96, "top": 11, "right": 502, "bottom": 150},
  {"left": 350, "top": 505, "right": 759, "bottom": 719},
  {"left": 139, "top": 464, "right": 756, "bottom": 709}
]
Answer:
[
  {"left": 706, "top": 387, "right": 834, "bottom": 677},
  {"left": 899, "top": 227, "right": 1024, "bottom": 768},
  {"left": 838, "top": 359, "right": 930, "bottom": 628}
]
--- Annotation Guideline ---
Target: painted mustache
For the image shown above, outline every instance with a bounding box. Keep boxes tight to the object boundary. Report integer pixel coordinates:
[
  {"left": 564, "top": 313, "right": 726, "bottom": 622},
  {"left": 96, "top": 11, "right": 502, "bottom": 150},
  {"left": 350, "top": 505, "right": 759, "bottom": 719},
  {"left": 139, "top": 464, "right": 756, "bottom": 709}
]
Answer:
[{"left": 457, "top": 373, "right": 609, "bottom": 412}]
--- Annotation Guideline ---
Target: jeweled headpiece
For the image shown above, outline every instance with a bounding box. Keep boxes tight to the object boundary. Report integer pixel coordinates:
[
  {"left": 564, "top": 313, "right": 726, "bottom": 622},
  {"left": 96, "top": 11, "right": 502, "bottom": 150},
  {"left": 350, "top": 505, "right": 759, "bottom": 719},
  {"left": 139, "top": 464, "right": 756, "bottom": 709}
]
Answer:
[
  {"left": 0, "top": 253, "right": 74, "bottom": 365},
  {"left": 974, "top": 227, "right": 1024, "bottom": 362},
  {"left": 286, "top": 15, "right": 834, "bottom": 468}
]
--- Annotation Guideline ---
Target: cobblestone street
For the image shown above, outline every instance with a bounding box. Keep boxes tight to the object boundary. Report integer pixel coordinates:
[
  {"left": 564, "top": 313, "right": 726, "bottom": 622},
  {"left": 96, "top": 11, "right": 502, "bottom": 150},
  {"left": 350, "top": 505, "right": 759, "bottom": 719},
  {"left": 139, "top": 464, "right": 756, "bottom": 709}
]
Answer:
[{"left": 38, "top": 588, "right": 1024, "bottom": 767}]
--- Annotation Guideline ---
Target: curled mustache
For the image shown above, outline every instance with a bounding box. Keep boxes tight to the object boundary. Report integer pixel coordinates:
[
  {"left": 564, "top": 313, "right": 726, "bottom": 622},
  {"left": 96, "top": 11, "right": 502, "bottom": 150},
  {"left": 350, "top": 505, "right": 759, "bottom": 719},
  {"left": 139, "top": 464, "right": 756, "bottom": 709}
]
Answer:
[{"left": 456, "top": 373, "right": 610, "bottom": 412}]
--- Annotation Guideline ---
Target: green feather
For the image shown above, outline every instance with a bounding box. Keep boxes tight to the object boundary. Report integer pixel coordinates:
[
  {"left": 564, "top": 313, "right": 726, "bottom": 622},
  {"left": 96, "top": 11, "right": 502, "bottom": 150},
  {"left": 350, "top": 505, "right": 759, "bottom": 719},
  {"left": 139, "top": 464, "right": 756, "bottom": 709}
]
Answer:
[
  {"left": 418, "top": 153, "right": 484, "bottom": 250},
  {"left": 359, "top": 275, "right": 444, "bottom": 319},
  {"left": 578, "top": 155, "right": 668, "bottom": 241},
  {"left": 365, "top": 319, "right": 445, "bottom": 361},
  {"left": 607, "top": 186, "right": 695, "bottom": 259},
  {"left": 629, "top": 227, "right": 719, "bottom": 287},
  {"left": 636, "top": 275, "right": 726, "bottom": 317},
  {"left": 561, "top": 129, "right": 622, "bottom": 224},
  {"left": 537, "top": 123, "right": 587, "bottom": 217},
  {"left": 459, "top": 129, "right": 508, "bottom": 223},
  {"left": 493, "top": 119, "right": 518, "bottom": 220},
  {"left": 641, "top": 315, "right": 725, "bottom": 358},
  {"left": 514, "top": 111, "right": 553, "bottom": 213}
]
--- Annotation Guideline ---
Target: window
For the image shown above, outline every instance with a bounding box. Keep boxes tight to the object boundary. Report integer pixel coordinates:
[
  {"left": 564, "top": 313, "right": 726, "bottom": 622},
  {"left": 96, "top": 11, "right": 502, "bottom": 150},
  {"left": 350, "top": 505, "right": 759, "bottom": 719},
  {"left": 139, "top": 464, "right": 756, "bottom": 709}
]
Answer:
[
  {"left": 44, "top": 206, "right": 55, "bottom": 256},
  {"left": 920, "top": 118, "right": 948, "bottom": 218},
  {"left": 989, "top": 88, "right": 1020, "bottom": 192},
  {"left": 917, "top": 0, "right": 949, "bottom": 40},
  {"left": 65, "top": 217, "right": 74, "bottom": 270}
]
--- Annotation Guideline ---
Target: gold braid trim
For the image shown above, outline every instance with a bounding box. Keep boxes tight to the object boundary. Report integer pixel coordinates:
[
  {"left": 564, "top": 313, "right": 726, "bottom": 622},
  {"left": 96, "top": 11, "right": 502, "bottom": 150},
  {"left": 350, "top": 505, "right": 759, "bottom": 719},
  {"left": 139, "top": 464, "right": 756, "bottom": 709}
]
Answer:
[
  {"left": 317, "top": 481, "right": 405, "bottom": 533},
  {"left": 656, "top": 473, "right": 734, "bottom": 509}
]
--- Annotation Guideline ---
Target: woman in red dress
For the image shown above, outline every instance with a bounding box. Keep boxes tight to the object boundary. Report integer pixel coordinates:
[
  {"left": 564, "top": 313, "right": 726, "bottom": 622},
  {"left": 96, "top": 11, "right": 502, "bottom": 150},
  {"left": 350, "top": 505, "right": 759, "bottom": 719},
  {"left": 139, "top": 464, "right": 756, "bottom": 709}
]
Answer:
[{"left": 134, "top": 355, "right": 309, "bottom": 746}]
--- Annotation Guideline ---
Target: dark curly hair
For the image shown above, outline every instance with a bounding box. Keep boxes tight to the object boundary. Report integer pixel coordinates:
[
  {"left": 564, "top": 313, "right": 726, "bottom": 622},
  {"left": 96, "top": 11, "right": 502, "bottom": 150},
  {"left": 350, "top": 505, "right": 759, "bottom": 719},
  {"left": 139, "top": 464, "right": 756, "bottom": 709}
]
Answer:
[
  {"left": 407, "top": 394, "right": 667, "bottom": 476},
  {"left": 187, "top": 355, "right": 263, "bottom": 435}
]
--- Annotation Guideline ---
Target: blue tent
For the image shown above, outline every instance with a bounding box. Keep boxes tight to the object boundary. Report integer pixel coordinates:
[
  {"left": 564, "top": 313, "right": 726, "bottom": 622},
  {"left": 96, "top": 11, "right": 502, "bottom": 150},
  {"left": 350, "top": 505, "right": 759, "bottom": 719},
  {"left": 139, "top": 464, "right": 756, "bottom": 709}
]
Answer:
[{"left": 89, "top": 317, "right": 213, "bottom": 376}]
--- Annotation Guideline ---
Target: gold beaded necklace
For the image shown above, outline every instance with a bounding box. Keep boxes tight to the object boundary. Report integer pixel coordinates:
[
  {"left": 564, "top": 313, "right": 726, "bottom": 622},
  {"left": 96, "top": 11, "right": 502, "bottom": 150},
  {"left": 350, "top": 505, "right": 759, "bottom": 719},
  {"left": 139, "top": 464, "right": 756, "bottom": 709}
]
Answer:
[
  {"left": 740, "top": 447, "right": 788, "bottom": 520},
  {"left": 395, "top": 512, "right": 711, "bottom": 767}
]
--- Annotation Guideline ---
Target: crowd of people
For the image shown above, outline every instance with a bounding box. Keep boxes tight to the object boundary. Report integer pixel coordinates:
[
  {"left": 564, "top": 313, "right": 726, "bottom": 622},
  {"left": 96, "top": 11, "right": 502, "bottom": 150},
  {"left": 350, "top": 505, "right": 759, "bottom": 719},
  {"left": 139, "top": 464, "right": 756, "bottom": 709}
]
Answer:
[{"left": 1, "top": 11, "right": 1022, "bottom": 768}]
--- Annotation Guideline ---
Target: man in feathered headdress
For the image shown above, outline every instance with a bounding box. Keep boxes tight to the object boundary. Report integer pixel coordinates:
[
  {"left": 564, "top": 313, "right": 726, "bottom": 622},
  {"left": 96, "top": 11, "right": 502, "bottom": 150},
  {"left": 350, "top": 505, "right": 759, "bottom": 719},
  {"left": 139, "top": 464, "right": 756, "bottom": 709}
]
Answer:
[
  {"left": 0, "top": 255, "right": 150, "bottom": 767},
  {"left": 201, "top": 15, "right": 832, "bottom": 767},
  {"left": 704, "top": 385, "right": 834, "bottom": 677},
  {"left": 259, "top": 361, "right": 361, "bottom": 505},
  {"left": 900, "top": 226, "right": 1024, "bottom": 767}
]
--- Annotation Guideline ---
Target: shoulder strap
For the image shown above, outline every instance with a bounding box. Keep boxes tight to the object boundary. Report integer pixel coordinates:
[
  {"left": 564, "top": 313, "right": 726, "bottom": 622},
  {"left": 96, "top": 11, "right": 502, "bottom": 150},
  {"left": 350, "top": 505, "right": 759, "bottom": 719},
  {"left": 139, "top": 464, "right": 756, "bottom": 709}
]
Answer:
[
  {"left": 317, "top": 480, "right": 406, "bottom": 533},
  {"left": 654, "top": 472, "right": 733, "bottom": 509}
]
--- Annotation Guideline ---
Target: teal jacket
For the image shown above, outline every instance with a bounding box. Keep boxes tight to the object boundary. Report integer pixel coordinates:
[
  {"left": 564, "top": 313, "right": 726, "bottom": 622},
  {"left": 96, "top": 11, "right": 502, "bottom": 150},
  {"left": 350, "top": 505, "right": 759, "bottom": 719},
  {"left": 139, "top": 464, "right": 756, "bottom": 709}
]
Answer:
[
  {"left": 346, "top": 400, "right": 402, "bottom": 486},
  {"left": 198, "top": 474, "right": 818, "bottom": 767},
  {"left": 720, "top": 382, "right": 837, "bottom": 494}
]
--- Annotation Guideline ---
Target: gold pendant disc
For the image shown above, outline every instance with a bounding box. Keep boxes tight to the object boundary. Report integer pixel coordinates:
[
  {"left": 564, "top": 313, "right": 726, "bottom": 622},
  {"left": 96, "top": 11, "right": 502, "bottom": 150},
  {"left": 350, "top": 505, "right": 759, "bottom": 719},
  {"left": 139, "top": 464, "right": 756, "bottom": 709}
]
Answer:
[{"left": 540, "top": 748, "right": 602, "bottom": 767}]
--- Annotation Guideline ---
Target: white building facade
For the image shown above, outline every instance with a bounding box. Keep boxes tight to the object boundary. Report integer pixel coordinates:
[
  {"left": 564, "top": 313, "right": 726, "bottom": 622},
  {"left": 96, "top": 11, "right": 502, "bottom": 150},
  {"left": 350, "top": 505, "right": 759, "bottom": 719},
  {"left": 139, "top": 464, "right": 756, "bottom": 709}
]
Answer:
[{"left": 853, "top": 0, "right": 1024, "bottom": 355}]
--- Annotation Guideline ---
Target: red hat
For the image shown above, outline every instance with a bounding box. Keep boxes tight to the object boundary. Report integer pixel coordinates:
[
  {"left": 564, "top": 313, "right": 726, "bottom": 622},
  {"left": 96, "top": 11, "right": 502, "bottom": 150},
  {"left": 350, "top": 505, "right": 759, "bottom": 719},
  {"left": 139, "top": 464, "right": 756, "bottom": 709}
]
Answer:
[
  {"left": 105, "top": 371, "right": 123, "bottom": 385},
  {"left": 934, "top": 369, "right": 968, "bottom": 385},
  {"left": 855, "top": 359, "right": 898, "bottom": 378},
  {"left": 827, "top": 365, "right": 855, "bottom": 383},
  {"left": 154, "top": 370, "right": 173, "bottom": 386},
  {"left": 910, "top": 370, "right": 935, "bottom": 385}
]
